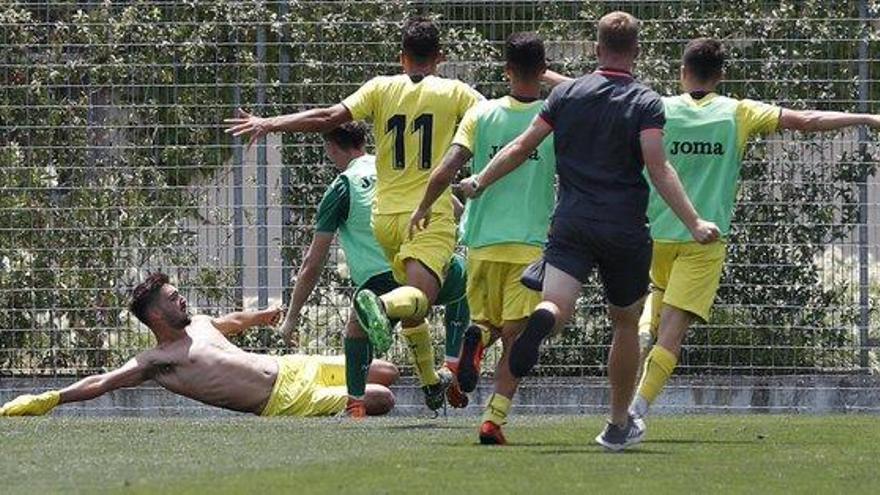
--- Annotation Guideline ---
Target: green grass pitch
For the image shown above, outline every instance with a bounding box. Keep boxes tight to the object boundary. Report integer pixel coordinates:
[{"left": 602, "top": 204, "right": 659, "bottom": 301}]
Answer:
[{"left": 2, "top": 415, "right": 876, "bottom": 494}]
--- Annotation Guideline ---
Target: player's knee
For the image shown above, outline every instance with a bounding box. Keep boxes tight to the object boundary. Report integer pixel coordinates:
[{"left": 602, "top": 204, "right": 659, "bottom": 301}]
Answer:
[
  {"left": 368, "top": 359, "right": 399, "bottom": 386},
  {"left": 364, "top": 384, "right": 395, "bottom": 416}
]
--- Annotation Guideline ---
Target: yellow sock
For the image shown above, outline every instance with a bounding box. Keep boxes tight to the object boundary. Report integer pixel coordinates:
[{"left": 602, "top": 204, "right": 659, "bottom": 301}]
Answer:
[
  {"left": 380, "top": 286, "right": 429, "bottom": 320},
  {"left": 401, "top": 322, "right": 439, "bottom": 386},
  {"left": 481, "top": 393, "right": 512, "bottom": 426},
  {"left": 636, "top": 345, "right": 678, "bottom": 404}
]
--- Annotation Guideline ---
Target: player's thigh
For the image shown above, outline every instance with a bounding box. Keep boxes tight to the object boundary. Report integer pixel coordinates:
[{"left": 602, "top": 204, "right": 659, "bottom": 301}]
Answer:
[
  {"left": 663, "top": 241, "right": 726, "bottom": 323},
  {"left": 542, "top": 261, "right": 584, "bottom": 325},
  {"left": 398, "top": 212, "right": 456, "bottom": 287}
]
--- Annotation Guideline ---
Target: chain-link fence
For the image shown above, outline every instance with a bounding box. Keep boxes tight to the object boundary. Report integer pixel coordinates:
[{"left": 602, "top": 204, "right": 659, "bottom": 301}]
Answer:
[{"left": 2, "top": 1, "right": 878, "bottom": 408}]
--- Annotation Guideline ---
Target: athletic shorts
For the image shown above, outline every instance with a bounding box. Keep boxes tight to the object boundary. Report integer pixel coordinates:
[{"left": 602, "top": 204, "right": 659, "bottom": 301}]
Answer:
[
  {"left": 643, "top": 240, "right": 726, "bottom": 326},
  {"left": 260, "top": 355, "right": 348, "bottom": 417},
  {"left": 544, "top": 216, "right": 652, "bottom": 307},
  {"left": 467, "top": 257, "right": 542, "bottom": 329},
  {"left": 372, "top": 211, "right": 456, "bottom": 285}
]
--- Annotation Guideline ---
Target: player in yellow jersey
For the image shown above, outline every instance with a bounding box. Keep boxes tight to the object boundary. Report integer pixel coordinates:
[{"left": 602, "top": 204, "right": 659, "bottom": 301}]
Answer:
[{"left": 224, "top": 17, "right": 482, "bottom": 412}]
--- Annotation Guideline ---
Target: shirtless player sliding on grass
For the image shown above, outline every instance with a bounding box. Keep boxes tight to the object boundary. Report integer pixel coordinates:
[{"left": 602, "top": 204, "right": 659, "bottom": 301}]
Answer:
[{"left": 0, "top": 273, "right": 397, "bottom": 418}]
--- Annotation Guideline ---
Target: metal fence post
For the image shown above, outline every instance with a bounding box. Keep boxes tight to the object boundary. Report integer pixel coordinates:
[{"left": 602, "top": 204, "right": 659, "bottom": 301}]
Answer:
[
  {"left": 279, "top": 1, "right": 292, "bottom": 305},
  {"left": 857, "top": 0, "right": 871, "bottom": 370},
  {"left": 256, "top": 23, "right": 269, "bottom": 309},
  {"left": 233, "top": 85, "right": 244, "bottom": 311}
]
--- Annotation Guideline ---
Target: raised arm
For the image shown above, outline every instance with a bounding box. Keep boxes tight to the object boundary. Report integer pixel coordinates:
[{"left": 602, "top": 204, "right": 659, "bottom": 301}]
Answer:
[
  {"left": 212, "top": 308, "right": 282, "bottom": 336},
  {"left": 459, "top": 116, "right": 552, "bottom": 198},
  {"left": 409, "top": 144, "right": 473, "bottom": 237},
  {"left": 779, "top": 109, "right": 880, "bottom": 132},
  {"left": 224, "top": 104, "right": 352, "bottom": 147},
  {"left": 642, "top": 129, "right": 719, "bottom": 244},
  {"left": 1, "top": 353, "right": 156, "bottom": 416},
  {"left": 278, "top": 233, "right": 333, "bottom": 343},
  {"left": 541, "top": 69, "right": 574, "bottom": 88}
]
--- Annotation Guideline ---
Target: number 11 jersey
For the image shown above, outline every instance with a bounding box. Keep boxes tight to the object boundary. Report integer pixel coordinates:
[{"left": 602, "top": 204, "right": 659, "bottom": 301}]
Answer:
[{"left": 342, "top": 74, "right": 482, "bottom": 216}]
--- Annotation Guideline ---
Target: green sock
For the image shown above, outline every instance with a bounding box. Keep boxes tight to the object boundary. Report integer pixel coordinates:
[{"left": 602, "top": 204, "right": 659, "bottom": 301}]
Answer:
[
  {"left": 344, "top": 337, "right": 371, "bottom": 399},
  {"left": 444, "top": 297, "right": 470, "bottom": 362}
]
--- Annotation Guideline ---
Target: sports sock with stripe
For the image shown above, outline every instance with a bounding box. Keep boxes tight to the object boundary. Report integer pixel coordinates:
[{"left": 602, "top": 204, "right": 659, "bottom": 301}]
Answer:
[
  {"left": 635, "top": 344, "right": 678, "bottom": 409},
  {"left": 401, "top": 322, "right": 440, "bottom": 386},
  {"left": 344, "top": 336, "right": 371, "bottom": 399},
  {"left": 481, "top": 393, "right": 512, "bottom": 426}
]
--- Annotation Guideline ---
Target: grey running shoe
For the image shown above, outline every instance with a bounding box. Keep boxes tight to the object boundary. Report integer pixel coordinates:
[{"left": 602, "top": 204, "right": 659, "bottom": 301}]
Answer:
[
  {"left": 423, "top": 367, "right": 453, "bottom": 412},
  {"left": 353, "top": 289, "right": 392, "bottom": 355},
  {"left": 595, "top": 414, "right": 646, "bottom": 452}
]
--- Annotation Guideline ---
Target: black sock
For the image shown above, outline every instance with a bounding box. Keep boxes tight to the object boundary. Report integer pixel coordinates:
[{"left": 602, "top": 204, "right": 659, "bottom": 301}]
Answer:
[
  {"left": 509, "top": 308, "right": 555, "bottom": 377},
  {"left": 526, "top": 308, "right": 555, "bottom": 339}
]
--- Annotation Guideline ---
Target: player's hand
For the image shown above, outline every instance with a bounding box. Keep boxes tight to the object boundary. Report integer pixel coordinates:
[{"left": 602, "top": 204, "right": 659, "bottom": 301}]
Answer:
[
  {"left": 457, "top": 176, "right": 482, "bottom": 199},
  {"left": 689, "top": 218, "right": 721, "bottom": 244},
  {"left": 223, "top": 108, "right": 272, "bottom": 148},
  {"left": 0, "top": 391, "right": 61, "bottom": 416},
  {"left": 408, "top": 207, "right": 431, "bottom": 239},
  {"left": 259, "top": 307, "right": 284, "bottom": 327}
]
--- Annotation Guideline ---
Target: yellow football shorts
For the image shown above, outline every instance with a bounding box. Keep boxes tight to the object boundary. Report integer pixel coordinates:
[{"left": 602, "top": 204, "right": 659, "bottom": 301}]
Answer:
[
  {"left": 467, "top": 256, "right": 542, "bottom": 329},
  {"left": 261, "top": 354, "right": 348, "bottom": 417},
  {"left": 640, "top": 240, "right": 726, "bottom": 337},
  {"left": 372, "top": 211, "right": 455, "bottom": 285}
]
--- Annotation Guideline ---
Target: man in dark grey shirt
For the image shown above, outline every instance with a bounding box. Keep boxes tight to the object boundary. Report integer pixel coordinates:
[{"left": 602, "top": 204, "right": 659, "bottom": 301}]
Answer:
[{"left": 460, "top": 11, "right": 719, "bottom": 451}]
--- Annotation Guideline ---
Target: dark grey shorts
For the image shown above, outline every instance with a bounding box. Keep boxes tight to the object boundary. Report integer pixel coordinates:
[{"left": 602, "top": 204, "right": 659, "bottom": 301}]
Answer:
[{"left": 543, "top": 216, "right": 652, "bottom": 307}]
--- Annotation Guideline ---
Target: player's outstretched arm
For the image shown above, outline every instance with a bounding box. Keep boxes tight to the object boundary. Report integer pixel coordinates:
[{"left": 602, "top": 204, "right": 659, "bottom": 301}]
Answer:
[
  {"left": 642, "top": 129, "right": 719, "bottom": 244},
  {"left": 278, "top": 233, "right": 333, "bottom": 344},
  {"left": 410, "top": 144, "right": 473, "bottom": 237},
  {"left": 212, "top": 308, "right": 283, "bottom": 336},
  {"left": 1, "top": 354, "right": 156, "bottom": 416},
  {"left": 223, "top": 104, "right": 352, "bottom": 147},
  {"left": 541, "top": 69, "right": 573, "bottom": 88},
  {"left": 779, "top": 109, "right": 880, "bottom": 132},
  {"left": 459, "top": 116, "right": 552, "bottom": 199}
]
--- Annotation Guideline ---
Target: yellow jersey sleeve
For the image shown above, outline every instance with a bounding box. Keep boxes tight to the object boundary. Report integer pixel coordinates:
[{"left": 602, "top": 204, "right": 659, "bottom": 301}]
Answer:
[
  {"left": 452, "top": 105, "right": 481, "bottom": 152},
  {"left": 456, "top": 82, "right": 484, "bottom": 118},
  {"left": 342, "top": 77, "right": 383, "bottom": 122},
  {"left": 735, "top": 98, "right": 782, "bottom": 151}
]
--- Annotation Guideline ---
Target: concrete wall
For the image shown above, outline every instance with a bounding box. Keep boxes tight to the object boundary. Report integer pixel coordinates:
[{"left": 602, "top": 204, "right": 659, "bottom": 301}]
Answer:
[{"left": 2, "top": 375, "right": 878, "bottom": 418}]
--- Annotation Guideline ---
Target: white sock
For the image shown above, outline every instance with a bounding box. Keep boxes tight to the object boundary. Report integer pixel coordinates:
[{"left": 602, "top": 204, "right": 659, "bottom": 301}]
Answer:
[{"left": 630, "top": 394, "right": 649, "bottom": 418}]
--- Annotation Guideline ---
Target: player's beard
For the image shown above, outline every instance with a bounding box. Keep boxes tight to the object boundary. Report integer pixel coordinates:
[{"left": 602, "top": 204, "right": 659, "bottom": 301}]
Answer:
[{"left": 169, "top": 312, "right": 192, "bottom": 330}]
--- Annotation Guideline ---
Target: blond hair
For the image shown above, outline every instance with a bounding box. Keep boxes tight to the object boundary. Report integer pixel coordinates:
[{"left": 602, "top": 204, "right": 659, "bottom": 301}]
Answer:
[{"left": 597, "top": 11, "right": 639, "bottom": 56}]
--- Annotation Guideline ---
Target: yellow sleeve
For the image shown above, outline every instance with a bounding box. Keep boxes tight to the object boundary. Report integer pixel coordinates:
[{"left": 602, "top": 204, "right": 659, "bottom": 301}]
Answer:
[
  {"left": 341, "top": 77, "right": 382, "bottom": 122},
  {"left": 736, "top": 98, "right": 782, "bottom": 150},
  {"left": 451, "top": 105, "right": 480, "bottom": 152},
  {"left": 456, "top": 81, "right": 484, "bottom": 119}
]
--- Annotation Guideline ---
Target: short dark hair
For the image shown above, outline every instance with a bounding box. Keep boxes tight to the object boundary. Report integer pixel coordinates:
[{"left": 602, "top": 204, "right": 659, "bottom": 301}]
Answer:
[
  {"left": 505, "top": 32, "right": 546, "bottom": 80},
  {"left": 597, "top": 11, "right": 639, "bottom": 56},
  {"left": 683, "top": 37, "right": 726, "bottom": 82},
  {"left": 129, "top": 272, "right": 169, "bottom": 326},
  {"left": 323, "top": 121, "right": 367, "bottom": 151},
  {"left": 402, "top": 16, "right": 440, "bottom": 62}
]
